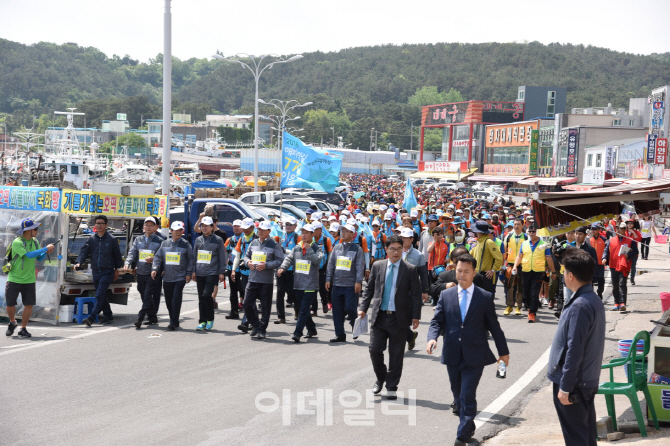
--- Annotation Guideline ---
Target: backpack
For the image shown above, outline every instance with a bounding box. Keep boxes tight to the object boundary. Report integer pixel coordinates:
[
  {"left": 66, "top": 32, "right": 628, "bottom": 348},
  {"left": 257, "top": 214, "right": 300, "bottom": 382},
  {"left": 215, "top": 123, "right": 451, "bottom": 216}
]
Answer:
[{"left": 2, "top": 237, "right": 23, "bottom": 274}]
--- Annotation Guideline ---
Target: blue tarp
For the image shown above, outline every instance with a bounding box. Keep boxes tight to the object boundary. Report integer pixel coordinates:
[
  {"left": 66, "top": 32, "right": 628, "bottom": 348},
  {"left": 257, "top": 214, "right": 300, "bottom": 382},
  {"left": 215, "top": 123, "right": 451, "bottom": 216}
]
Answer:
[{"left": 190, "top": 180, "right": 231, "bottom": 189}]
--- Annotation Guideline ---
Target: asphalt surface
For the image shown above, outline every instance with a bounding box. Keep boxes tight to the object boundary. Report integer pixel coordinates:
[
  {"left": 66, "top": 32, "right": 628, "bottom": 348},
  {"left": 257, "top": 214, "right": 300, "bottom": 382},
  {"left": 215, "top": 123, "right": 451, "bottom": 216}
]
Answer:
[{"left": 0, "top": 273, "right": 563, "bottom": 446}]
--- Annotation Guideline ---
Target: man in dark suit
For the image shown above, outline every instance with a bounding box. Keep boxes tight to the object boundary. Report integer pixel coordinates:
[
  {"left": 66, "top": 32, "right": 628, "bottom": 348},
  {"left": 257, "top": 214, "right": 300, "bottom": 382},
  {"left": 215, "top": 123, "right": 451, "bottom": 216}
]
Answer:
[
  {"left": 359, "top": 235, "right": 422, "bottom": 400},
  {"left": 427, "top": 254, "right": 509, "bottom": 446}
]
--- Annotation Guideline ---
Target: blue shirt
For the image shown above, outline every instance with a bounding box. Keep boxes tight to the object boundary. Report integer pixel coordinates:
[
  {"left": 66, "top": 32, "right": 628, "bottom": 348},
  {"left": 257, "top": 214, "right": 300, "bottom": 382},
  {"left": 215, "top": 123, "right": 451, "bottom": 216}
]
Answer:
[
  {"left": 519, "top": 238, "right": 551, "bottom": 256},
  {"left": 385, "top": 259, "right": 401, "bottom": 311}
]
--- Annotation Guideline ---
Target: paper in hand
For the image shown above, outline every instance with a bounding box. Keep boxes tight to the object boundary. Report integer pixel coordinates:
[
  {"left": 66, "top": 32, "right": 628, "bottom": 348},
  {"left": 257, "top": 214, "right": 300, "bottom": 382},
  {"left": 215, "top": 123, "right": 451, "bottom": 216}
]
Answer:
[{"left": 353, "top": 314, "right": 369, "bottom": 338}]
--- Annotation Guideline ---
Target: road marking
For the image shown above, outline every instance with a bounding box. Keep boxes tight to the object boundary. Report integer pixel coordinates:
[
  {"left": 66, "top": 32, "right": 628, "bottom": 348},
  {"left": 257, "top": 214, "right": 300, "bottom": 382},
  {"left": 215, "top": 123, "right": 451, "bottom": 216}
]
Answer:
[
  {"left": 474, "top": 347, "right": 550, "bottom": 429},
  {"left": 0, "top": 305, "right": 208, "bottom": 357},
  {"left": 475, "top": 281, "right": 612, "bottom": 429}
]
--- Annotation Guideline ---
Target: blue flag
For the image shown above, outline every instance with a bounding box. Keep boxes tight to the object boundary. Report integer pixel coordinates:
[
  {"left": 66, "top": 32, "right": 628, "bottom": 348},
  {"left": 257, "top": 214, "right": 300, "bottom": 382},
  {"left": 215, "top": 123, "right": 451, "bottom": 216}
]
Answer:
[
  {"left": 402, "top": 178, "right": 418, "bottom": 211},
  {"left": 281, "top": 132, "right": 342, "bottom": 193}
]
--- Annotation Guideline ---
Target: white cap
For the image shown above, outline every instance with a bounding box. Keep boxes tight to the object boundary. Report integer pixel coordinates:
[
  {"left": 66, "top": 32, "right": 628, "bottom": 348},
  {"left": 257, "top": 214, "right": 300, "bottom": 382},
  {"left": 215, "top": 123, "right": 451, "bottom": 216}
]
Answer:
[
  {"left": 232, "top": 219, "right": 242, "bottom": 227},
  {"left": 346, "top": 218, "right": 357, "bottom": 226},
  {"left": 384, "top": 213, "right": 392, "bottom": 220},
  {"left": 201, "top": 216, "right": 214, "bottom": 226},
  {"left": 145, "top": 216, "right": 159, "bottom": 225},
  {"left": 342, "top": 210, "right": 350, "bottom": 216},
  {"left": 258, "top": 221, "right": 272, "bottom": 231},
  {"left": 524, "top": 210, "right": 532, "bottom": 215},
  {"left": 360, "top": 216, "right": 369, "bottom": 223},
  {"left": 410, "top": 209, "right": 418, "bottom": 217},
  {"left": 380, "top": 205, "right": 388, "bottom": 211},
  {"left": 302, "top": 223, "right": 315, "bottom": 232},
  {"left": 170, "top": 221, "right": 185, "bottom": 230},
  {"left": 285, "top": 216, "right": 298, "bottom": 225},
  {"left": 312, "top": 212, "right": 323, "bottom": 220},
  {"left": 240, "top": 218, "right": 254, "bottom": 229},
  {"left": 400, "top": 227, "right": 414, "bottom": 238},
  {"left": 328, "top": 215, "right": 337, "bottom": 221},
  {"left": 343, "top": 224, "right": 356, "bottom": 233},
  {"left": 311, "top": 221, "right": 323, "bottom": 230},
  {"left": 329, "top": 223, "right": 340, "bottom": 232},
  {"left": 448, "top": 204, "right": 455, "bottom": 209},
  {"left": 372, "top": 219, "right": 381, "bottom": 226},
  {"left": 456, "top": 209, "right": 463, "bottom": 214}
]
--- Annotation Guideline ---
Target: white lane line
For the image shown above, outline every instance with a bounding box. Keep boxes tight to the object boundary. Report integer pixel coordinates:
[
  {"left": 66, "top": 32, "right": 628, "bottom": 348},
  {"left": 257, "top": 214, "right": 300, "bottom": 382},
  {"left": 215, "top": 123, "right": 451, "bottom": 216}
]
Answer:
[
  {"left": 475, "top": 281, "right": 612, "bottom": 429},
  {"left": 474, "top": 347, "right": 551, "bottom": 428},
  {"left": 0, "top": 305, "right": 209, "bottom": 357}
]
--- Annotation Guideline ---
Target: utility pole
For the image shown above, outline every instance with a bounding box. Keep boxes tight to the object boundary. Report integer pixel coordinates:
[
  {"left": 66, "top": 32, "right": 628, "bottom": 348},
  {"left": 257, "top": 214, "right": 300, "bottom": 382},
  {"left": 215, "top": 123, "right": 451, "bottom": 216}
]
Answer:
[
  {"left": 161, "top": 0, "right": 172, "bottom": 204},
  {"left": 370, "top": 128, "right": 375, "bottom": 151},
  {"left": 410, "top": 121, "right": 414, "bottom": 151}
]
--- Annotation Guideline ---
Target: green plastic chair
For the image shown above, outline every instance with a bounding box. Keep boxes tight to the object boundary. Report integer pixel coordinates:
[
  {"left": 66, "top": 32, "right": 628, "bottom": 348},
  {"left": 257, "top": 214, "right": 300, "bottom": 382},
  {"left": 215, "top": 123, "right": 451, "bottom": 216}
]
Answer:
[{"left": 597, "top": 330, "right": 660, "bottom": 437}]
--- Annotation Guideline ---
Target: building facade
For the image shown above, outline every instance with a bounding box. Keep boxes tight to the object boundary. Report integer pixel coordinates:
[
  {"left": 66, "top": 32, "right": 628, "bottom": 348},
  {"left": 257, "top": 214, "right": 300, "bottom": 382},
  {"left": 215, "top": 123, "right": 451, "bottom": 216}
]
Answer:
[{"left": 516, "top": 86, "right": 567, "bottom": 120}]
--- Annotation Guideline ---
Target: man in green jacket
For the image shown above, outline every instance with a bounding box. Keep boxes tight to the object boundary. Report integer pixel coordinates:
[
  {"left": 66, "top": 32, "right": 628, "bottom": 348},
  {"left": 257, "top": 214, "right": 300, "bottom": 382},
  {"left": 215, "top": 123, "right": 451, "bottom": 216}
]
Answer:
[{"left": 5, "top": 218, "right": 55, "bottom": 338}]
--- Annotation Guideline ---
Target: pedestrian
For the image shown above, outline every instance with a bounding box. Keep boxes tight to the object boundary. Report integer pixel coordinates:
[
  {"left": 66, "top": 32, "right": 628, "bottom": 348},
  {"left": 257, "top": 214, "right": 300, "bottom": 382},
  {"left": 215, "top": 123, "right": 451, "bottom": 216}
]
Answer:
[
  {"left": 602, "top": 222, "right": 638, "bottom": 312},
  {"left": 547, "top": 248, "right": 605, "bottom": 446},
  {"left": 126, "top": 216, "right": 165, "bottom": 328},
  {"left": 277, "top": 224, "right": 324, "bottom": 343},
  {"left": 468, "top": 221, "right": 503, "bottom": 295},
  {"left": 325, "top": 223, "right": 365, "bottom": 342},
  {"left": 626, "top": 219, "right": 641, "bottom": 285},
  {"left": 503, "top": 218, "right": 527, "bottom": 316},
  {"left": 639, "top": 214, "right": 656, "bottom": 260},
  {"left": 192, "top": 216, "right": 227, "bottom": 331},
  {"left": 223, "top": 220, "right": 244, "bottom": 320},
  {"left": 427, "top": 254, "right": 509, "bottom": 446},
  {"left": 399, "top": 227, "right": 429, "bottom": 350},
  {"left": 232, "top": 218, "right": 259, "bottom": 332},
  {"left": 274, "top": 217, "right": 300, "bottom": 324},
  {"left": 589, "top": 223, "right": 607, "bottom": 299},
  {"left": 242, "top": 220, "right": 284, "bottom": 339},
  {"left": 512, "top": 224, "right": 557, "bottom": 323},
  {"left": 151, "top": 221, "right": 194, "bottom": 330},
  {"left": 74, "top": 215, "right": 123, "bottom": 327},
  {"left": 311, "top": 221, "right": 333, "bottom": 316},
  {"left": 4, "top": 218, "right": 55, "bottom": 338},
  {"left": 359, "top": 235, "right": 422, "bottom": 400}
]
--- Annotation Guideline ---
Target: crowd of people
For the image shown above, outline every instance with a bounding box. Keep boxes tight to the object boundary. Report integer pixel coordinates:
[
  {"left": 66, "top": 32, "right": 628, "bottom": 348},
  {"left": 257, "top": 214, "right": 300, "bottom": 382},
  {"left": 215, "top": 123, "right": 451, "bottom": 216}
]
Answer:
[{"left": 6, "top": 173, "right": 657, "bottom": 445}]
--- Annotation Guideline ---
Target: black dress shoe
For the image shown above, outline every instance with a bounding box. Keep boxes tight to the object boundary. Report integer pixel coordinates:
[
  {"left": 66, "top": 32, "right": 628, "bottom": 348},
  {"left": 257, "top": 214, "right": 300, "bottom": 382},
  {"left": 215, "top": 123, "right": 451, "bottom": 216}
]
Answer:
[
  {"left": 250, "top": 327, "right": 259, "bottom": 337},
  {"left": 330, "top": 335, "right": 346, "bottom": 343},
  {"left": 167, "top": 324, "right": 175, "bottom": 331},
  {"left": 454, "top": 440, "right": 467, "bottom": 446},
  {"left": 273, "top": 318, "right": 286, "bottom": 324},
  {"left": 237, "top": 324, "right": 249, "bottom": 333},
  {"left": 83, "top": 317, "right": 93, "bottom": 327},
  {"left": 451, "top": 402, "right": 459, "bottom": 416},
  {"left": 133, "top": 320, "right": 142, "bottom": 329},
  {"left": 291, "top": 335, "right": 300, "bottom": 343},
  {"left": 304, "top": 331, "right": 318, "bottom": 338},
  {"left": 408, "top": 331, "right": 418, "bottom": 350},
  {"left": 225, "top": 313, "right": 240, "bottom": 320},
  {"left": 373, "top": 381, "right": 383, "bottom": 394}
]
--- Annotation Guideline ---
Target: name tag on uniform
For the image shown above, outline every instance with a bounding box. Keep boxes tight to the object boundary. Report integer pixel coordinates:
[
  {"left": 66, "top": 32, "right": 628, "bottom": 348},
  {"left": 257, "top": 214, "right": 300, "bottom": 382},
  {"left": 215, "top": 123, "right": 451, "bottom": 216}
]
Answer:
[
  {"left": 252, "top": 251, "right": 267, "bottom": 264},
  {"left": 166, "top": 252, "right": 181, "bottom": 265},
  {"left": 641, "top": 227, "right": 650, "bottom": 236},
  {"left": 336, "top": 256, "right": 352, "bottom": 271},
  {"left": 295, "top": 259, "right": 311, "bottom": 275},
  {"left": 197, "top": 250, "right": 212, "bottom": 264},
  {"left": 139, "top": 249, "right": 153, "bottom": 261}
]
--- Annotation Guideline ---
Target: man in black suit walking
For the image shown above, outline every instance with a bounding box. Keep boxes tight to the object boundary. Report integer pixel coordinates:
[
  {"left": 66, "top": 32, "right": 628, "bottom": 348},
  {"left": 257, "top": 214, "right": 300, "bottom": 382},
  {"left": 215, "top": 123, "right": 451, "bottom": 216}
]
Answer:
[
  {"left": 359, "top": 235, "right": 422, "bottom": 400},
  {"left": 427, "top": 254, "right": 509, "bottom": 446}
]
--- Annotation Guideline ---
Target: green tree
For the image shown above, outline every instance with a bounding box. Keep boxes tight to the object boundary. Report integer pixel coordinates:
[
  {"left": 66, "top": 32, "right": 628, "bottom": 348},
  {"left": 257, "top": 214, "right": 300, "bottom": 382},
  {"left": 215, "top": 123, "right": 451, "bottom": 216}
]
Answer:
[{"left": 407, "top": 86, "right": 447, "bottom": 107}]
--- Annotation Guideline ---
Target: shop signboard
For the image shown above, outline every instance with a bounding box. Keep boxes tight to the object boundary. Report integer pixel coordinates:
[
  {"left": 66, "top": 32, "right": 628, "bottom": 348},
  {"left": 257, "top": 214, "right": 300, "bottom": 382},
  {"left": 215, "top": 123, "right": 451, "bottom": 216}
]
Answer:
[
  {"left": 656, "top": 138, "right": 668, "bottom": 165},
  {"left": 605, "top": 146, "right": 614, "bottom": 175},
  {"left": 486, "top": 121, "right": 538, "bottom": 148},
  {"left": 529, "top": 130, "right": 539, "bottom": 175},
  {"left": 423, "top": 101, "right": 523, "bottom": 126},
  {"left": 421, "top": 161, "right": 468, "bottom": 172},
  {"left": 566, "top": 129, "right": 579, "bottom": 177},
  {"left": 483, "top": 164, "right": 529, "bottom": 175},
  {"left": 0, "top": 186, "right": 62, "bottom": 212},
  {"left": 582, "top": 168, "right": 605, "bottom": 185},
  {"left": 647, "top": 134, "right": 658, "bottom": 163},
  {"left": 651, "top": 101, "right": 664, "bottom": 135}
]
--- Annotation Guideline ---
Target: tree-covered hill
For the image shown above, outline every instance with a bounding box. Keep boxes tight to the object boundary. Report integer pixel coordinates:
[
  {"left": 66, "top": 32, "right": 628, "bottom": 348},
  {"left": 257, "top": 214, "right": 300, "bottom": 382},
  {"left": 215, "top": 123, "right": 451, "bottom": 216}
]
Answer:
[{"left": 2, "top": 38, "right": 669, "bottom": 149}]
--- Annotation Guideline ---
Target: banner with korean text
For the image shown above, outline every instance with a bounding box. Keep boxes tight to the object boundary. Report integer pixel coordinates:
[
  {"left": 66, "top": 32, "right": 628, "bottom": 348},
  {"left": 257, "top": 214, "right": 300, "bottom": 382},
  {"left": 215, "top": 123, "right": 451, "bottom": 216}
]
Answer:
[
  {"left": 281, "top": 132, "right": 342, "bottom": 193},
  {"left": 61, "top": 189, "right": 168, "bottom": 219}
]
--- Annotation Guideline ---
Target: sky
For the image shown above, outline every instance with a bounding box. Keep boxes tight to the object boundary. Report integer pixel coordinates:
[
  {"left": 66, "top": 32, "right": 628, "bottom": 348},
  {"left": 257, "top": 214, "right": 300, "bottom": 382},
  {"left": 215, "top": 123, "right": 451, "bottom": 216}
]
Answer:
[{"left": 1, "top": 0, "right": 669, "bottom": 62}]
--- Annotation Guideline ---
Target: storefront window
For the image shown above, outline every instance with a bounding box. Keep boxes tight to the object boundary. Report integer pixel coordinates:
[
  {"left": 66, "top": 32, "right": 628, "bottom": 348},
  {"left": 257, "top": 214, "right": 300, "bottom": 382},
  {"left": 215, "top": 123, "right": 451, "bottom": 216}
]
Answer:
[{"left": 489, "top": 146, "right": 529, "bottom": 165}]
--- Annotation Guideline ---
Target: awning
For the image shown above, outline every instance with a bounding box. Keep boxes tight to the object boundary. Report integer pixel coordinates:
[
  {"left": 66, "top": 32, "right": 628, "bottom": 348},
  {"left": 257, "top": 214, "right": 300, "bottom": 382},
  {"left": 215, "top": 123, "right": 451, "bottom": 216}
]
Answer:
[
  {"left": 562, "top": 184, "right": 601, "bottom": 191},
  {"left": 410, "top": 168, "right": 477, "bottom": 180},
  {"left": 536, "top": 177, "right": 578, "bottom": 187},
  {"left": 531, "top": 178, "right": 670, "bottom": 229},
  {"left": 517, "top": 177, "right": 539, "bottom": 186},
  {"left": 466, "top": 175, "right": 529, "bottom": 182}
]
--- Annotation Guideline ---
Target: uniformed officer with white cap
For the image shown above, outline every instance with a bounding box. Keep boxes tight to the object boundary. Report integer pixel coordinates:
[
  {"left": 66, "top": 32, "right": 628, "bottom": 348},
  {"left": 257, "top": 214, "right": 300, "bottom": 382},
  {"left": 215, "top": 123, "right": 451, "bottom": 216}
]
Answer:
[{"left": 192, "top": 216, "right": 227, "bottom": 331}]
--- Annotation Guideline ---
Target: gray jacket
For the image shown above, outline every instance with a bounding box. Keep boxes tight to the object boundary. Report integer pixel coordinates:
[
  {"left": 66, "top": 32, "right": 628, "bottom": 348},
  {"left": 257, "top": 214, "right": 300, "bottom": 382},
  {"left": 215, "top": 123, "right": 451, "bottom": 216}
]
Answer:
[
  {"left": 402, "top": 247, "right": 430, "bottom": 294},
  {"left": 326, "top": 241, "right": 364, "bottom": 287},
  {"left": 547, "top": 284, "right": 606, "bottom": 392},
  {"left": 280, "top": 242, "right": 324, "bottom": 291},
  {"left": 243, "top": 237, "right": 285, "bottom": 284},
  {"left": 194, "top": 234, "right": 227, "bottom": 276},
  {"left": 418, "top": 228, "right": 433, "bottom": 264},
  {"left": 126, "top": 233, "right": 164, "bottom": 276},
  {"left": 152, "top": 237, "right": 194, "bottom": 282}
]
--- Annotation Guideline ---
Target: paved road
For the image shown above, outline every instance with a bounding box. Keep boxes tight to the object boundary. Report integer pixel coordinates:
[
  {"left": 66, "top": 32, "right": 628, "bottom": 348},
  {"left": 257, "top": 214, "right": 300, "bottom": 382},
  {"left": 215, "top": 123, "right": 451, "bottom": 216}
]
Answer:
[{"left": 2, "top": 279, "right": 561, "bottom": 446}]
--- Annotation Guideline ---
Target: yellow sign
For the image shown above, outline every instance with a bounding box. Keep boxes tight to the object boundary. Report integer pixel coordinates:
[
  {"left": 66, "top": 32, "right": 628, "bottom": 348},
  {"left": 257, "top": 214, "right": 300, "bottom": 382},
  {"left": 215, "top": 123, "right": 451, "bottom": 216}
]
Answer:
[
  {"left": 336, "top": 256, "right": 352, "bottom": 271},
  {"left": 139, "top": 249, "right": 153, "bottom": 261},
  {"left": 295, "top": 259, "right": 311, "bottom": 274},
  {"left": 252, "top": 252, "right": 267, "bottom": 263},
  {"left": 61, "top": 189, "right": 168, "bottom": 219},
  {"left": 197, "top": 251, "right": 212, "bottom": 264},
  {"left": 165, "top": 253, "right": 181, "bottom": 265},
  {"left": 537, "top": 214, "right": 615, "bottom": 237}
]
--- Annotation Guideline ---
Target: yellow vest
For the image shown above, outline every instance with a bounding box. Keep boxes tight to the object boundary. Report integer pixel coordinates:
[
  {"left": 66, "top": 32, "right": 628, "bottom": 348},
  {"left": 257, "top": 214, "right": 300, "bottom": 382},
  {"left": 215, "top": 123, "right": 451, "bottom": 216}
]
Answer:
[
  {"left": 521, "top": 240, "right": 548, "bottom": 272},
  {"left": 506, "top": 233, "right": 526, "bottom": 264}
]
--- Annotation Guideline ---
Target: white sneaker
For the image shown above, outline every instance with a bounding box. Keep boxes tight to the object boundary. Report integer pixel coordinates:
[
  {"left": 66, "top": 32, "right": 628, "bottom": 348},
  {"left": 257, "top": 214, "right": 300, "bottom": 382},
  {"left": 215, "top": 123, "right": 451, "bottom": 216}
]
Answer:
[{"left": 541, "top": 298, "right": 548, "bottom": 306}]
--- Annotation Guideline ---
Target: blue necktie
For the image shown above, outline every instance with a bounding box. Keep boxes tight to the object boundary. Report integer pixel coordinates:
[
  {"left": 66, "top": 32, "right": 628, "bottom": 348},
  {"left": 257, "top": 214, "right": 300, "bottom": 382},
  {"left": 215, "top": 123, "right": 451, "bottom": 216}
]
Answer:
[
  {"left": 460, "top": 289, "right": 468, "bottom": 322},
  {"left": 381, "top": 264, "right": 395, "bottom": 311}
]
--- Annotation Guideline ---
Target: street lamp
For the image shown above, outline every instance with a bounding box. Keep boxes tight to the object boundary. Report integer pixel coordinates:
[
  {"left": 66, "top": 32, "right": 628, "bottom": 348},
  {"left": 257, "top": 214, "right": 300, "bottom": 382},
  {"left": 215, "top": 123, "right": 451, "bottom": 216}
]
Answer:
[{"left": 212, "top": 53, "right": 303, "bottom": 191}]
